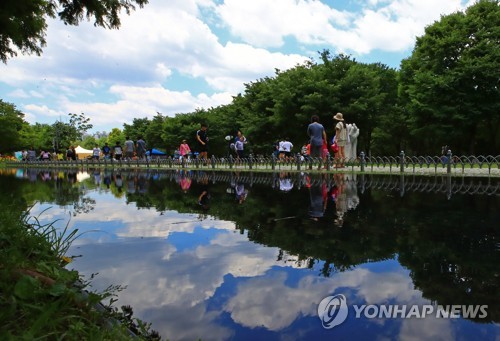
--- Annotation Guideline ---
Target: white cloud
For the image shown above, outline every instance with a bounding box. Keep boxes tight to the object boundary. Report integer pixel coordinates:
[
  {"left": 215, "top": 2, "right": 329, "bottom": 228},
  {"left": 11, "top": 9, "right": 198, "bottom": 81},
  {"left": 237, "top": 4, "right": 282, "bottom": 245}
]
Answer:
[
  {"left": 0, "top": 0, "right": 473, "bottom": 132},
  {"left": 216, "top": 0, "right": 469, "bottom": 54},
  {"left": 7, "top": 89, "right": 29, "bottom": 98}
]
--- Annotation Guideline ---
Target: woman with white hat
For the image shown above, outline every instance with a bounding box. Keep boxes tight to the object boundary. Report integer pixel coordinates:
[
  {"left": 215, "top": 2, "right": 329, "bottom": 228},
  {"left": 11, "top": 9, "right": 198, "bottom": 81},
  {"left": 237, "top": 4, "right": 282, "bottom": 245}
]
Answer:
[{"left": 333, "top": 112, "right": 347, "bottom": 168}]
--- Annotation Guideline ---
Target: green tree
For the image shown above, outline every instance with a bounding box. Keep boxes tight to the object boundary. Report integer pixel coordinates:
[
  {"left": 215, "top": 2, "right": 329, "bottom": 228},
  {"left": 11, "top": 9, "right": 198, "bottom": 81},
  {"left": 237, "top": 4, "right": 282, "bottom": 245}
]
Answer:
[
  {"left": 0, "top": 100, "right": 28, "bottom": 152},
  {"left": 123, "top": 117, "right": 149, "bottom": 141},
  {"left": 81, "top": 135, "right": 97, "bottom": 150},
  {"left": 145, "top": 113, "right": 166, "bottom": 149},
  {"left": 69, "top": 113, "right": 93, "bottom": 141},
  {"left": 107, "top": 128, "right": 125, "bottom": 146},
  {"left": 400, "top": 0, "right": 500, "bottom": 154},
  {"left": 0, "top": 0, "right": 148, "bottom": 63},
  {"left": 32, "top": 123, "right": 54, "bottom": 151},
  {"left": 52, "top": 120, "right": 78, "bottom": 151}
]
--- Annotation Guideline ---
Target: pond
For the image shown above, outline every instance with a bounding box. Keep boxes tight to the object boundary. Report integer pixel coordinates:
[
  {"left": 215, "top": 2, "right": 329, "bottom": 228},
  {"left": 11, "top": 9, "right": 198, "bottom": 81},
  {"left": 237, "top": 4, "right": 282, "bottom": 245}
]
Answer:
[{"left": 1, "top": 168, "right": 498, "bottom": 340}]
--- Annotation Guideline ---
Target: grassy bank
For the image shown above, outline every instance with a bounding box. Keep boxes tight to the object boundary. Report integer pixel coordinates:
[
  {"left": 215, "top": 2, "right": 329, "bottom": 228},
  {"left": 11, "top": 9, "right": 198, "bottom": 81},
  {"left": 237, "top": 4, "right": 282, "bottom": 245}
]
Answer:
[{"left": 0, "top": 206, "right": 160, "bottom": 340}]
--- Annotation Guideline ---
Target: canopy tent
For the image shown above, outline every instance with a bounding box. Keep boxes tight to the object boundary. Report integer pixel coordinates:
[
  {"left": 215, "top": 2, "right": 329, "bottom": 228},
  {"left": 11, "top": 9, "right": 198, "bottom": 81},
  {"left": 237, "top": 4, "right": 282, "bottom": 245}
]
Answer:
[
  {"left": 74, "top": 145, "right": 93, "bottom": 159},
  {"left": 146, "top": 148, "right": 167, "bottom": 156}
]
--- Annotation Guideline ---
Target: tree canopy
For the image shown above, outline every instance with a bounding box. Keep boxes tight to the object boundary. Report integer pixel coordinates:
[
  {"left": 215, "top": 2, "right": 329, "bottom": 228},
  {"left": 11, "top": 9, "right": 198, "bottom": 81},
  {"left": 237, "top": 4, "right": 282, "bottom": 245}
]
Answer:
[
  {"left": 399, "top": 0, "right": 500, "bottom": 154},
  {"left": 0, "top": 0, "right": 148, "bottom": 63}
]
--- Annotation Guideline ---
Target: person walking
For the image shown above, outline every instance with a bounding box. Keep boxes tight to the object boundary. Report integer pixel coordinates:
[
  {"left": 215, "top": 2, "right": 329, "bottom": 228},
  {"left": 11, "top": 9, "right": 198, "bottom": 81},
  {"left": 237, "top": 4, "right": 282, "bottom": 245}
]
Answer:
[
  {"left": 92, "top": 144, "right": 101, "bottom": 160},
  {"left": 281, "top": 138, "right": 294, "bottom": 162},
  {"left": 136, "top": 136, "right": 147, "bottom": 160},
  {"left": 196, "top": 123, "right": 209, "bottom": 163},
  {"left": 102, "top": 142, "right": 111, "bottom": 160},
  {"left": 124, "top": 136, "right": 135, "bottom": 160},
  {"left": 307, "top": 115, "right": 327, "bottom": 169},
  {"left": 333, "top": 112, "right": 348, "bottom": 168},
  {"left": 179, "top": 139, "right": 191, "bottom": 164},
  {"left": 113, "top": 141, "right": 123, "bottom": 160},
  {"left": 235, "top": 136, "right": 245, "bottom": 161}
]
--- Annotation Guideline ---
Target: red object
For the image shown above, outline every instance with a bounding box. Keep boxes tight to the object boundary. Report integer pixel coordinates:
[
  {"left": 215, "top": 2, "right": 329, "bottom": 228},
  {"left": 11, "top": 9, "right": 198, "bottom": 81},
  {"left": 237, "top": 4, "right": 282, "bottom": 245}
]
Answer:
[{"left": 331, "top": 143, "right": 339, "bottom": 153}]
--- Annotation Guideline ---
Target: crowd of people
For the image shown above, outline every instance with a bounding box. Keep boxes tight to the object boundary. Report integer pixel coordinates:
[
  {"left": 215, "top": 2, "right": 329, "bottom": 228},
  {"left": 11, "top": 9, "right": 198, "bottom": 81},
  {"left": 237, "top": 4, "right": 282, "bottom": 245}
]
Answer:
[{"left": 16, "top": 114, "right": 359, "bottom": 166}]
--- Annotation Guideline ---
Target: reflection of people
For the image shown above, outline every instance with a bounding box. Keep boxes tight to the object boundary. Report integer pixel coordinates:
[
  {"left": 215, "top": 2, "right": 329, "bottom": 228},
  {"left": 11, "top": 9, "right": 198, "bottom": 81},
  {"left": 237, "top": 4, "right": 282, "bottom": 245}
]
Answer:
[
  {"left": 331, "top": 173, "right": 347, "bottom": 226},
  {"left": 93, "top": 170, "right": 101, "bottom": 186},
  {"left": 126, "top": 172, "right": 136, "bottom": 194},
  {"left": 179, "top": 171, "right": 192, "bottom": 193},
  {"left": 344, "top": 174, "right": 360, "bottom": 211},
  {"left": 345, "top": 123, "right": 359, "bottom": 160},
  {"left": 308, "top": 181, "right": 325, "bottom": 220},
  {"left": 114, "top": 171, "right": 123, "bottom": 192},
  {"left": 197, "top": 172, "right": 210, "bottom": 210},
  {"left": 235, "top": 182, "right": 248, "bottom": 204},
  {"left": 333, "top": 113, "right": 347, "bottom": 168},
  {"left": 279, "top": 172, "right": 294, "bottom": 192},
  {"left": 103, "top": 169, "right": 112, "bottom": 189}
]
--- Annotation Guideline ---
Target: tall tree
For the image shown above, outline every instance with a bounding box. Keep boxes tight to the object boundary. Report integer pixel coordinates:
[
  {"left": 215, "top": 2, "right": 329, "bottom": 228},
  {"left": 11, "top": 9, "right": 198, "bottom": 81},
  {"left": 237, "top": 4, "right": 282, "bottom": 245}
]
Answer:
[
  {"left": 69, "top": 112, "right": 93, "bottom": 141},
  {"left": 52, "top": 120, "right": 78, "bottom": 151},
  {"left": 0, "top": 100, "right": 27, "bottom": 152},
  {"left": 0, "top": 0, "right": 148, "bottom": 63},
  {"left": 123, "top": 117, "right": 149, "bottom": 141},
  {"left": 107, "top": 128, "right": 125, "bottom": 146},
  {"left": 400, "top": 0, "right": 500, "bottom": 154},
  {"left": 145, "top": 113, "right": 166, "bottom": 149}
]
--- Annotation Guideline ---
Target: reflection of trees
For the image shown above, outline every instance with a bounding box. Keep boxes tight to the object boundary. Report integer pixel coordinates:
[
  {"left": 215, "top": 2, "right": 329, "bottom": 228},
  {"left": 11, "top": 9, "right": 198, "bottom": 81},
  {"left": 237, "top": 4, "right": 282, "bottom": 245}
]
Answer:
[
  {"left": 72, "top": 196, "right": 96, "bottom": 216},
  {"left": 3, "top": 169, "right": 95, "bottom": 214},
  {"left": 4, "top": 169, "right": 498, "bottom": 322},
  {"left": 395, "top": 194, "right": 499, "bottom": 323}
]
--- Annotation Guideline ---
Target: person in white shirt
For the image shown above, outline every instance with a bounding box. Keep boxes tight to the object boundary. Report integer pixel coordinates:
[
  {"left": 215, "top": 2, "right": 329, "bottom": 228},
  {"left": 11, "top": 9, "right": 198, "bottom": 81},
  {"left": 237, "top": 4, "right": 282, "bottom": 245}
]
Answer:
[
  {"left": 92, "top": 145, "right": 101, "bottom": 160},
  {"left": 281, "top": 138, "right": 294, "bottom": 161}
]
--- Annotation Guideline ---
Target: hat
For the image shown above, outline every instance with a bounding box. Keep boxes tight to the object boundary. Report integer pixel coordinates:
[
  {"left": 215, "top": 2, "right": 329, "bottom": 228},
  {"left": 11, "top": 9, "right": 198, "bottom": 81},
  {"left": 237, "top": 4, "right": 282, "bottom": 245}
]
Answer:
[{"left": 333, "top": 112, "right": 344, "bottom": 121}]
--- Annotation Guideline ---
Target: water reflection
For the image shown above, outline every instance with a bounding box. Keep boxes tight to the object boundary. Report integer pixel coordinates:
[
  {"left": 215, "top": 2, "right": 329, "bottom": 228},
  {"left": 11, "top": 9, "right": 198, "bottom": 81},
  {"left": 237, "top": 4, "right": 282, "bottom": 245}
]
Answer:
[{"left": 0, "top": 168, "right": 498, "bottom": 340}]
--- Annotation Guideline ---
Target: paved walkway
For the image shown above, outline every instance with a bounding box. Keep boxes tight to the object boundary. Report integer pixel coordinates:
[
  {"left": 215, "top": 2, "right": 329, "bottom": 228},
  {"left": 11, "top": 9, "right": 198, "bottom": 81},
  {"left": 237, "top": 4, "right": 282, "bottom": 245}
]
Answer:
[{"left": 4, "top": 160, "right": 499, "bottom": 177}]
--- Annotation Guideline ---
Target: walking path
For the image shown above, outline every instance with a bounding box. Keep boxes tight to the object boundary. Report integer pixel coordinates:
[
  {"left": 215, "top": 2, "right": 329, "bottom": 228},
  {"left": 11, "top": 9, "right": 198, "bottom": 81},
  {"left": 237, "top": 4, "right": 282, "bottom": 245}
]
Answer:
[{"left": 3, "top": 160, "right": 499, "bottom": 177}]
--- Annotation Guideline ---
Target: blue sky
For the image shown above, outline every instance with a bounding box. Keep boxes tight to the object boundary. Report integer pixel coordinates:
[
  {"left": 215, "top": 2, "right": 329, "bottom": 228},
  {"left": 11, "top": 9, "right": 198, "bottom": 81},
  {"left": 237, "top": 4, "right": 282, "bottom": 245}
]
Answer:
[{"left": 0, "top": 0, "right": 473, "bottom": 133}]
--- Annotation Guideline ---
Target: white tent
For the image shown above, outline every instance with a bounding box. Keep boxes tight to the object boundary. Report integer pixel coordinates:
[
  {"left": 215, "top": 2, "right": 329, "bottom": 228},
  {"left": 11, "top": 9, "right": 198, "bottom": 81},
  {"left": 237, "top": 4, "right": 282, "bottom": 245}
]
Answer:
[{"left": 74, "top": 145, "right": 93, "bottom": 159}]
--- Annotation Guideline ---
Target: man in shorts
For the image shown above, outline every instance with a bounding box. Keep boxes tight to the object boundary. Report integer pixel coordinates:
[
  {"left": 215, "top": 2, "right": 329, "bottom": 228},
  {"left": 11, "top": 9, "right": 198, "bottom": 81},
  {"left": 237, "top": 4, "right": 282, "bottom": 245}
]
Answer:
[
  {"left": 196, "top": 123, "right": 209, "bottom": 162},
  {"left": 124, "top": 136, "right": 135, "bottom": 160}
]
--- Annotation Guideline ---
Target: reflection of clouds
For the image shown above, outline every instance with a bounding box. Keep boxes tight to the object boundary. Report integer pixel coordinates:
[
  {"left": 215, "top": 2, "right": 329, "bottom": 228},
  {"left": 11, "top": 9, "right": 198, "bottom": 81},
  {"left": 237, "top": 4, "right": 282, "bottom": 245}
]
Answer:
[
  {"left": 143, "top": 300, "right": 234, "bottom": 341},
  {"left": 224, "top": 266, "right": 430, "bottom": 332},
  {"left": 71, "top": 231, "right": 297, "bottom": 340},
  {"left": 225, "top": 271, "right": 329, "bottom": 330},
  {"left": 398, "top": 315, "right": 453, "bottom": 341},
  {"left": 30, "top": 191, "right": 238, "bottom": 244}
]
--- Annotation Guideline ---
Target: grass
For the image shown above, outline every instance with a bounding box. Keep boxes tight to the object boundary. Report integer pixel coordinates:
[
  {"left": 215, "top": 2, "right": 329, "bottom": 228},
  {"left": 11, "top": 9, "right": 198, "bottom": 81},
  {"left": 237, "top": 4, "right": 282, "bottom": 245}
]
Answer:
[{"left": 0, "top": 205, "right": 161, "bottom": 340}]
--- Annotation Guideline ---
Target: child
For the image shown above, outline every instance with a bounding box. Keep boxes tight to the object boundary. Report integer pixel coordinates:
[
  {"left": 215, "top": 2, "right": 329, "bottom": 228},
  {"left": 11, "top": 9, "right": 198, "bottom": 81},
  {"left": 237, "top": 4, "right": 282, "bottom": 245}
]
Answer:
[
  {"left": 235, "top": 136, "right": 245, "bottom": 160},
  {"left": 322, "top": 139, "right": 329, "bottom": 166},
  {"left": 179, "top": 140, "right": 191, "bottom": 163}
]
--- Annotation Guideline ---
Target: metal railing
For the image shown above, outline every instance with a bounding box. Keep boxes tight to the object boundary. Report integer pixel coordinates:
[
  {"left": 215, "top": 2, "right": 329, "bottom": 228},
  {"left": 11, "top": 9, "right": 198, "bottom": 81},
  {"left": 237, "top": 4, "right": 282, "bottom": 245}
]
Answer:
[{"left": 5, "top": 152, "right": 499, "bottom": 175}]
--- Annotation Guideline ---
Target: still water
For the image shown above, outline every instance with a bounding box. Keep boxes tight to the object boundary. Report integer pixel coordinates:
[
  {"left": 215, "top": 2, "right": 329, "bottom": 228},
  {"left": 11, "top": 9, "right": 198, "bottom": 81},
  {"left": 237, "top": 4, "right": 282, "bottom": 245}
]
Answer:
[{"left": 1, "top": 168, "right": 498, "bottom": 340}]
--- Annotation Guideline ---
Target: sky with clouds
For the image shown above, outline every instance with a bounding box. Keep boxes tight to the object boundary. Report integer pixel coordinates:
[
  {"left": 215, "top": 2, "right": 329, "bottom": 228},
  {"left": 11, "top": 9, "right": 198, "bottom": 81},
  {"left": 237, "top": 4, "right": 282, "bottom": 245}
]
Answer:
[{"left": 0, "top": 0, "right": 474, "bottom": 133}]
